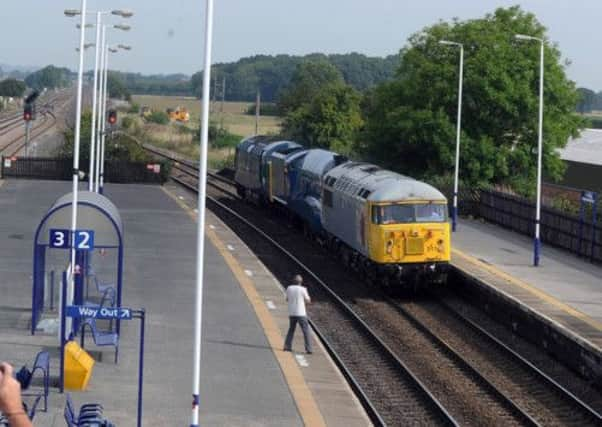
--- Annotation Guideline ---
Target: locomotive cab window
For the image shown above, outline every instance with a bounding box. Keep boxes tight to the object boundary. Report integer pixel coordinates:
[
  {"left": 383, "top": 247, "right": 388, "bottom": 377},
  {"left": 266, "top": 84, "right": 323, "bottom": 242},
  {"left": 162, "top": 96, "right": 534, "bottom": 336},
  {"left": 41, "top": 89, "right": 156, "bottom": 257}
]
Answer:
[{"left": 372, "top": 203, "right": 447, "bottom": 224}]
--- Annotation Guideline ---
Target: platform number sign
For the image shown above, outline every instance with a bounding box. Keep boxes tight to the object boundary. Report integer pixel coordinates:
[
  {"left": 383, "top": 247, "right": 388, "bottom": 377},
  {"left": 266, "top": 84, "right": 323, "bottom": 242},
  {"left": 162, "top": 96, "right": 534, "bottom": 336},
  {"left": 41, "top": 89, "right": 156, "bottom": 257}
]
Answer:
[
  {"left": 74, "top": 230, "right": 94, "bottom": 250},
  {"left": 49, "top": 229, "right": 95, "bottom": 250},
  {"left": 49, "top": 229, "right": 70, "bottom": 248}
]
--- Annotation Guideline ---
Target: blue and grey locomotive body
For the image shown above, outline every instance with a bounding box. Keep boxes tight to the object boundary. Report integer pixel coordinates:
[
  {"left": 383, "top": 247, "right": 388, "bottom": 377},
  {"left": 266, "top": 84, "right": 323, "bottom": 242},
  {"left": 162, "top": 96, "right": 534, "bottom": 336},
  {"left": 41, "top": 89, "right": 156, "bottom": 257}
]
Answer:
[
  {"left": 234, "top": 136, "right": 302, "bottom": 200},
  {"left": 287, "top": 149, "right": 347, "bottom": 233}
]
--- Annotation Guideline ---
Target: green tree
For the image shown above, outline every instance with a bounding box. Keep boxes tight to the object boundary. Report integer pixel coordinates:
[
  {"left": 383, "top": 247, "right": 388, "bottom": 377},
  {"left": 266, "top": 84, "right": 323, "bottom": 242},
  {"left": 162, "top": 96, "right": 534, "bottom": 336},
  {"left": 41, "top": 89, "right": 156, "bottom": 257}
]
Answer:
[
  {"left": 25, "top": 65, "right": 71, "bottom": 90},
  {"left": 282, "top": 82, "right": 363, "bottom": 155},
  {"left": 0, "top": 78, "right": 27, "bottom": 97},
  {"left": 107, "top": 72, "right": 131, "bottom": 100},
  {"left": 362, "top": 6, "right": 584, "bottom": 192},
  {"left": 277, "top": 60, "right": 344, "bottom": 113}
]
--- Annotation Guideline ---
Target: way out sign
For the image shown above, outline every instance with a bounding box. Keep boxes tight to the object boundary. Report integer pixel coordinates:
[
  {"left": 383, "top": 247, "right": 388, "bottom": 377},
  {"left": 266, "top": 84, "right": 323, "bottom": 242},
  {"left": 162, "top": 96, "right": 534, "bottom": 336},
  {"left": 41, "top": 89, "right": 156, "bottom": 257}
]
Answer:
[
  {"left": 49, "top": 229, "right": 95, "bottom": 250},
  {"left": 66, "top": 305, "right": 132, "bottom": 320}
]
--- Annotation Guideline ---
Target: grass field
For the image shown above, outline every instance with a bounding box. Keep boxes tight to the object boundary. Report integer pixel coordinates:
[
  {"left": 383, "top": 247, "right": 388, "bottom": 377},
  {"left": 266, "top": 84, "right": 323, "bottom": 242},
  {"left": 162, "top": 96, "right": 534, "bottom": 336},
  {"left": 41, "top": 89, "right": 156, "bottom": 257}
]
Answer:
[{"left": 132, "top": 95, "right": 281, "bottom": 137}]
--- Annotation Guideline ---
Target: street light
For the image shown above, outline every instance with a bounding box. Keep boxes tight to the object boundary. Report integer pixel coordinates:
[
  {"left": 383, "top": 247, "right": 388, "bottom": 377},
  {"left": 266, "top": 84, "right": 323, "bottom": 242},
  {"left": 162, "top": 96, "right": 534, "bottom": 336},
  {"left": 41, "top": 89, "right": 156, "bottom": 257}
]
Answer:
[
  {"left": 93, "top": 21, "right": 132, "bottom": 193},
  {"left": 439, "top": 39, "right": 464, "bottom": 233},
  {"left": 191, "top": 0, "right": 214, "bottom": 425},
  {"left": 97, "top": 42, "right": 132, "bottom": 194},
  {"left": 118, "top": 44, "right": 132, "bottom": 51},
  {"left": 68, "top": 10, "right": 132, "bottom": 192},
  {"left": 515, "top": 33, "right": 545, "bottom": 266},
  {"left": 75, "top": 43, "right": 94, "bottom": 51},
  {"left": 63, "top": 0, "right": 87, "bottom": 335}
]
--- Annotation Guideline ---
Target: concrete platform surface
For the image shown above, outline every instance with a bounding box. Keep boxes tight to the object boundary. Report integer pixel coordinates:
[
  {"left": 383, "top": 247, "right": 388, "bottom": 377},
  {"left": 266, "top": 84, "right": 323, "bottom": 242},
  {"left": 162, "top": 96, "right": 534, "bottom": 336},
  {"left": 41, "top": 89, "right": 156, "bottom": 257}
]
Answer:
[
  {"left": 0, "top": 179, "right": 370, "bottom": 427},
  {"left": 452, "top": 217, "right": 602, "bottom": 351}
]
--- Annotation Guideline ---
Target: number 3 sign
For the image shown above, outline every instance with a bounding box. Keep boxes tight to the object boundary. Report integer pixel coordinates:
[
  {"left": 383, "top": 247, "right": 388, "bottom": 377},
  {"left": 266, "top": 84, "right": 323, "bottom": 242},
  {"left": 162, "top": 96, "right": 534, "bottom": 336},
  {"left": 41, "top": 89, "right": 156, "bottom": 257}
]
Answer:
[{"left": 49, "top": 229, "right": 95, "bottom": 250}]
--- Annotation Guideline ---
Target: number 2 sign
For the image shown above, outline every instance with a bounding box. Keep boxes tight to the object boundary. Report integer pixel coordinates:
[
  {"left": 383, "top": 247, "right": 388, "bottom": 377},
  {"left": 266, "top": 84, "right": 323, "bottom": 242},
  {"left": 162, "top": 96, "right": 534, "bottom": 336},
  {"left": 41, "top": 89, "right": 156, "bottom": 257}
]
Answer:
[{"left": 49, "top": 229, "right": 95, "bottom": 250}]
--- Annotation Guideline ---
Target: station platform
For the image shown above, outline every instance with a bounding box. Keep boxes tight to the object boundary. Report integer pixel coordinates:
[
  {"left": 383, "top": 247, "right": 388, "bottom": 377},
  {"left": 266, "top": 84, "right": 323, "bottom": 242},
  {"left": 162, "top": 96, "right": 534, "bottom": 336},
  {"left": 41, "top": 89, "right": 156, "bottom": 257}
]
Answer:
[
  {"left": 451, "top": 217, "right": 602, "bottom": 379},
  {"left": 0, "top": 179, "right": 369, "bottom": 426}
]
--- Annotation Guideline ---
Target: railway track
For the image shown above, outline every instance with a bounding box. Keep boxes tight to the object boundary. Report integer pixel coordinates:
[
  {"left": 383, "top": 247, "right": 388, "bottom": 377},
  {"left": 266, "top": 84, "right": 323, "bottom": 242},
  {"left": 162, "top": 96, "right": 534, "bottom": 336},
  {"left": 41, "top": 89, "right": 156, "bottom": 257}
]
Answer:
[
  {"left": 0, "top": 91, "right": 70, "bottom": 157},
  {"left": 0, "top": 111, "right": 57, "bottom": 157},
  {"left": 149, "top": 145, "right": 602, "bottom": 426}
]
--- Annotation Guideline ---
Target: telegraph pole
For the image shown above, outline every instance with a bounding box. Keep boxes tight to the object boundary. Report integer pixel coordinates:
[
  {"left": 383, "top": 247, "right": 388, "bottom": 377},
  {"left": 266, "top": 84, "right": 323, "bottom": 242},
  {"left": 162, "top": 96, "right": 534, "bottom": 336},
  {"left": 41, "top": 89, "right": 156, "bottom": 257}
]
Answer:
[{"left": 255, "top": 89, "right": 260, "bottom": 135}]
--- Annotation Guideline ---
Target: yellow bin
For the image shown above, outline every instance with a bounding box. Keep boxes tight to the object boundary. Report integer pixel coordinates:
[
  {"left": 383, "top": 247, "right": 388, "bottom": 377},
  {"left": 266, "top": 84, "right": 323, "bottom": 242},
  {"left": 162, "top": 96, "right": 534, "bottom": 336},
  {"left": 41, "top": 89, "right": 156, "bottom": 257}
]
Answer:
[{"left": 64, "top": 341, "right": 95, "bottom": 390}]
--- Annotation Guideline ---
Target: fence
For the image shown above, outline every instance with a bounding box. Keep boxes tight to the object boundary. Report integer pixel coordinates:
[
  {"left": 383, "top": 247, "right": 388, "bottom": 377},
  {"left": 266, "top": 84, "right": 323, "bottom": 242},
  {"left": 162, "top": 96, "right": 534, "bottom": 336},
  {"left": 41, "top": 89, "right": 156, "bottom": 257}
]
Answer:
[
  {"left": 464, "top": 189, "right": 601, "bottom": 263},
  {"left": 0, "top": 156, "right": 169, "bottom": 184}
]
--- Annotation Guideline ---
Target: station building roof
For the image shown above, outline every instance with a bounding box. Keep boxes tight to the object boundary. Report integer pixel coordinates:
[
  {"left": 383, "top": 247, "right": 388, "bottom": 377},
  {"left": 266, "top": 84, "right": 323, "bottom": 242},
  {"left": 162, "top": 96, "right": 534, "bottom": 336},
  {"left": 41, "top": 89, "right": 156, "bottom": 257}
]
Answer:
[{"left": 558, "top": 128, "right": 602, "bottom": 166}]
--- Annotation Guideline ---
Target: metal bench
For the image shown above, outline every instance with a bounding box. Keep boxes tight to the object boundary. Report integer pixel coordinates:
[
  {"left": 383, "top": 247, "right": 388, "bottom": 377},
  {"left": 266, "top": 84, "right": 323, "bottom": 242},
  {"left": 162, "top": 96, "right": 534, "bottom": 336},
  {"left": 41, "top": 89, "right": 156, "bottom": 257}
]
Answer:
[
  {"left": 80, "top": 318, "right": 120, "bottom": 363},
  {"left": 21, "top": 350, "right": 50, "bottom": 412},
  {"left": 64, "top": 393, "right": 105, "bottom": 427}
]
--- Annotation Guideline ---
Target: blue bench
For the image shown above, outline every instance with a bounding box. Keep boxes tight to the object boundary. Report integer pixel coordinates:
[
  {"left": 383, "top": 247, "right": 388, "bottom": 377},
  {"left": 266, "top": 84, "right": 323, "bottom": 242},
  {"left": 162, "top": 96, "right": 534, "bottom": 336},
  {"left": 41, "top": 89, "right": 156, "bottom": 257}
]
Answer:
[
  {"left": 64, "top": 393, "right": 104, "bottom": 427},
  {"left": 80, "top": 318, "right": 120, "bottom": 363},
  {"left": 21, "top": 350, "right": 49, "bottom": 412}
]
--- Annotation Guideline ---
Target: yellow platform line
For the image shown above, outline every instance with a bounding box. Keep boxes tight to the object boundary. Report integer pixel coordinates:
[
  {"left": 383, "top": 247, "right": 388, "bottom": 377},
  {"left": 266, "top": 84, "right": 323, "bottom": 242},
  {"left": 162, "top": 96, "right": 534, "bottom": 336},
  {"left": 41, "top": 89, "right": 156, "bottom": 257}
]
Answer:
[
  {"left": 162, "top": 187, "right": 327, "bottom": 427},
  {"left": 452, "top": 247, "right": 602, "bottom": 333}
]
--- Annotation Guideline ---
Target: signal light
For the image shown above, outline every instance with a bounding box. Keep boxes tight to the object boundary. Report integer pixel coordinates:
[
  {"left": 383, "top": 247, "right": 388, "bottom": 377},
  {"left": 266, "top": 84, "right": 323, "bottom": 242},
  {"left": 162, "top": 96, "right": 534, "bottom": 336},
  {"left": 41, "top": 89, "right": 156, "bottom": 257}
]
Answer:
[
  {"left": 107, "top": 110, "right": 117, "bottom": 125},
  {"left": 23, "top": 104, "right": 33, "bottom": 121}
]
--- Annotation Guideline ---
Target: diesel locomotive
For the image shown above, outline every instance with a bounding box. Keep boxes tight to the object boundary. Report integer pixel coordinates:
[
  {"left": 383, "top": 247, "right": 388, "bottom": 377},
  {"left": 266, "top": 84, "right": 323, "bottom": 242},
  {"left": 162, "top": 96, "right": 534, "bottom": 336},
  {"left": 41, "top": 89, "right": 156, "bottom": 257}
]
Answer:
[{"left": 234, "top": 136, "right": 450, "bottom": 288}]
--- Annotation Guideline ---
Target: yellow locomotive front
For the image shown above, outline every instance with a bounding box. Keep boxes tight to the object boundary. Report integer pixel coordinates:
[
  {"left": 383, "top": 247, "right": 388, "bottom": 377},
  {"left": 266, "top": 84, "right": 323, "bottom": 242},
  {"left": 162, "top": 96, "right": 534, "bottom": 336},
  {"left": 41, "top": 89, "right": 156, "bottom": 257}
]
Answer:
[{"left": 366, "top": 201, "right": 450, "bottom": 283}]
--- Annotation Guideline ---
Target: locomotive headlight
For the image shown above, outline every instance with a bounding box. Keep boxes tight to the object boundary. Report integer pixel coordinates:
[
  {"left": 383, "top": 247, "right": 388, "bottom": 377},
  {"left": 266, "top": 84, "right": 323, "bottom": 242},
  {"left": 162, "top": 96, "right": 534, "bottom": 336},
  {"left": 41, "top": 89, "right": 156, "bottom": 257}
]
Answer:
[
  {"left": 386, "top": 240, "right": 394, "bottom": 254},
  {"left": 437, "top": 239, "right": 445, "bottom": 252}
]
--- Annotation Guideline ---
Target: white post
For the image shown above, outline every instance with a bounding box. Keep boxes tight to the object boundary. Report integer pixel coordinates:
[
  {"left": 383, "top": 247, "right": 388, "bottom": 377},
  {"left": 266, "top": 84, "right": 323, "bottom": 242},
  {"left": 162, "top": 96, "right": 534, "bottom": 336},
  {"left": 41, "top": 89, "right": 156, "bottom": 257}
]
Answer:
[
  {"left": 534, "top": 40, "right": 544, "bottom": 266},
  {"left": 452, "top": 45, "right": 463, "bottom": 232},
  {"left": 99, "top": 47, "right": 109, "bottom": 194},
  {"left": 88, "top": 12, "right": 101, "bottom": 191},
  {"left": 70, "top": 0, "right": 87, "bottom": 293},
  {"left": 95, "top": 26, "right": 106, "bottom": 192},
  {"left": 191, "top": 0, "right": 214, "bottom": 425}
]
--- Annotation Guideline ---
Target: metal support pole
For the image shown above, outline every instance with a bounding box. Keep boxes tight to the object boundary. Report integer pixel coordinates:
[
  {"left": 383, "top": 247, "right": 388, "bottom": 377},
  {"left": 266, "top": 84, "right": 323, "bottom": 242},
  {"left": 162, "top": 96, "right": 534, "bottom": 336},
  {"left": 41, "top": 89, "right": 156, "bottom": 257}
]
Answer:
[
  {"left": 70, "top": 0, "right": 87, "bottom": 284},
  {"left": 88, "top": 12, "right": 102, "bottom": 191},
  {"left": 533, "top": 40, "right": 544, "bottom": 266},
  {"left": 25, "top": 121, "right": 31, "bottom": 156},
  {"left": 452, "top": 45, "right": 463, "bottom": 232},
  {"left": 136, "top": 309, "right": 146, "bottom": 427},
  {"left": 99, "top": 47, "right": 109, "bottom": 194},
  {"left": 95, "top": 26, "right": 106, "bottom": 192},
  {"left": 191, "top": 0, "right": 214, "bottom": 425},
  {"left": 589, "top": 193, "right": 598, "bottom": 262},
  {"left": 255, "top": 89, "right": 260, "bottom": 135}
]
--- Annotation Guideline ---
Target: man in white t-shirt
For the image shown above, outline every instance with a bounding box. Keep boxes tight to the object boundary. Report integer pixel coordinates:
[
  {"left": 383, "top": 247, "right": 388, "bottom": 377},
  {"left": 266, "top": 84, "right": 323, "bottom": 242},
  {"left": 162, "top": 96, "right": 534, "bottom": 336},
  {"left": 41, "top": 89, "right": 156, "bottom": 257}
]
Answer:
[{"left": 283, "top": 275, "right": 312, "bottom": 354}]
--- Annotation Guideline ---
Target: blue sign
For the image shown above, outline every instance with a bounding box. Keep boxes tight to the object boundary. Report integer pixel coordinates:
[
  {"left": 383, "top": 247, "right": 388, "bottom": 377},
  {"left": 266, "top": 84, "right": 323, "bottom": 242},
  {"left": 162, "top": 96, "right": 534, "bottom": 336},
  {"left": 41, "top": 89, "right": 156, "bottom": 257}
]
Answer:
[
  {"left": 49, "top": 229, "right": 70, "bottom": 248},
  {"left": 74, "top": 230, "right": 95, "bottom": 251},
  {"left": 582, "top": 191, "right": 597, "bottom": 204},
  {"left": 66, "top": 305, "right": 132, "bottom": 320}
]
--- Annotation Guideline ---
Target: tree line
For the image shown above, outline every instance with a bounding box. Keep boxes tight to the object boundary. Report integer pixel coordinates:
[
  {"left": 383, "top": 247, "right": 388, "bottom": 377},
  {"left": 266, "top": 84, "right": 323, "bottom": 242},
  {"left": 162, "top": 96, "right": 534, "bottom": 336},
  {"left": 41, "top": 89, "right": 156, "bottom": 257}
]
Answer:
[{"left": 190, "top": 53, "right": 398, "bottom": 102}]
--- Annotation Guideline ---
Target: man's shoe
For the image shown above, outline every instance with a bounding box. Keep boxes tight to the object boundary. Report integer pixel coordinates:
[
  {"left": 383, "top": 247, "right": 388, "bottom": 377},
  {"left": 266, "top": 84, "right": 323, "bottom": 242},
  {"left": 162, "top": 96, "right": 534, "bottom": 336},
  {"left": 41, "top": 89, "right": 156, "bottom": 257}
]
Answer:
[
  {"left": 283, "top": 348, "right": 292, "bottom": 352},
  {"left": 306, "top": 350, "right": 313, "bottom": 354}
]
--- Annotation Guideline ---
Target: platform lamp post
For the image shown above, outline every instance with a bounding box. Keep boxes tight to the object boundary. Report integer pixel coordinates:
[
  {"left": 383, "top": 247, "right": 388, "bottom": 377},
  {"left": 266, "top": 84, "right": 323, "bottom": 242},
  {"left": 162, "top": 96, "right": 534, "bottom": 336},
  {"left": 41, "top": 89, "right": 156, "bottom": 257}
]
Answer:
[
  {"left": 97, "top": 42, "right": 131, "bottom": 194},
  {"left": 515, "top": 34, "right": 545, "bottom": 267},
  {"left": 94, "top": 24, "right": 131, "bottom": 193},
  {"left": 64, "top": 2, "right": 88, "bottom": 302},
  {"left": 191, "top": 0, "right": 214, "bottom": 426},
  {"left": 439, "top": 40, "right": 464, "bottom": 232}
]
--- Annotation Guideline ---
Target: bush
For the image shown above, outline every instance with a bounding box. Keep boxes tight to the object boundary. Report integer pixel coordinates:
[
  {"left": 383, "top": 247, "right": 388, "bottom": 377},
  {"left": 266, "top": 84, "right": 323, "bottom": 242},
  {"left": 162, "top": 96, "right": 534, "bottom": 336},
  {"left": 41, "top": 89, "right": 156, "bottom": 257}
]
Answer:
[
  {"left": 246, "top": 103, "right": 280, "bottom": 116},
  {"left": 129, "top": 103, "right": 140, "bottom": 114},
  {"left": 146, "top": 111, "right": 169, "bottom": 125},
  {"left": 121, "top": 116, "right": 135, "bottom": 130}
]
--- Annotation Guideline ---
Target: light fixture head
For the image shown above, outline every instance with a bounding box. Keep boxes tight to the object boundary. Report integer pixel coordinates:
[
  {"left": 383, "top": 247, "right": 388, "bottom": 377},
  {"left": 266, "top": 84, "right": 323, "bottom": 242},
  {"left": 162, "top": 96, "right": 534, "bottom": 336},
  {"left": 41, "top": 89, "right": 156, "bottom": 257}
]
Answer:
[
  {"left": 109, "top": 48, "right": 119, "bottom": 53},
  {"left": 118, "top": 44, "right": 132, "bottom": 51},
  {"left": 113, "top": 24, "right": 131, "bottom": 31},
  {"left": 64, "top": 9, "right": 80, "bottom": 17},
  {"left": 112, "top": 9, "right": 134, "bottom": 18}
]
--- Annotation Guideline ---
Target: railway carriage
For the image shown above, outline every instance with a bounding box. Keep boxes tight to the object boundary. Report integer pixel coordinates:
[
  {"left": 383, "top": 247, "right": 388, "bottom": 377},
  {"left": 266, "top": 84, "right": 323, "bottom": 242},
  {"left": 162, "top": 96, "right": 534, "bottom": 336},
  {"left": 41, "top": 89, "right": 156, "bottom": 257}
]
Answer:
[{"left": 322, "top": 162, "right": 450, "bottom": 286}]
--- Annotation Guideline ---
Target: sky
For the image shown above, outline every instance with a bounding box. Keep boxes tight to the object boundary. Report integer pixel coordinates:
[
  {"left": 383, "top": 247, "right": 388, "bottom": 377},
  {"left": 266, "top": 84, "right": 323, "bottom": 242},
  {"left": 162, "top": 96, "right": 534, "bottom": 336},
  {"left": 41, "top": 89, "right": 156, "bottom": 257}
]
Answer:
[{"left": 1, "top": 1, "right": 601, "bottom": 89}]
